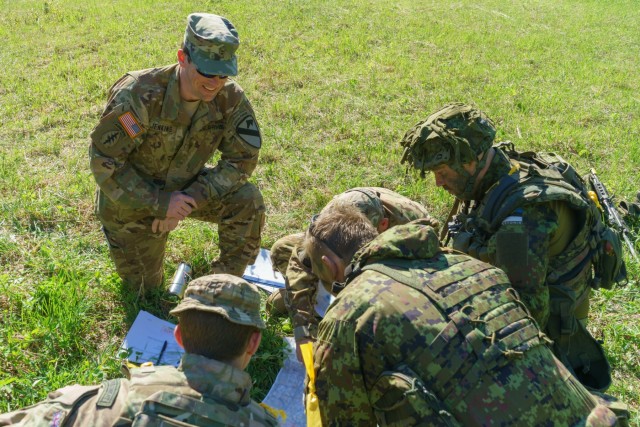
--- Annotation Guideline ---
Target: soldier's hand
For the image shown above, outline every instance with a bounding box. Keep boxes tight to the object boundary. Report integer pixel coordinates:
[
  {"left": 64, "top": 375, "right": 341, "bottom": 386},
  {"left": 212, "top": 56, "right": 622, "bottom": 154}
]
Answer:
[
  {"left": 152, "top": 217, "right": 180, "bottom": 233},
  {"left": 295, "top": 338, "right": 314, "bottom": 362},
  {"left": 167, "top": 192, "right": 197, "bottom": 220}
]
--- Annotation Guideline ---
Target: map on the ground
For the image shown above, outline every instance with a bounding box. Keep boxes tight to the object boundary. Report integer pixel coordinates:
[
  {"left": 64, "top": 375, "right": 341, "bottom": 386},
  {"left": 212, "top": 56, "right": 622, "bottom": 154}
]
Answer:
[
  {"left": 243, "top": 248, "right": 286, "bottom": 293},
  {"left": 262, "top": 337, "right": 307, "bottom": 427}
]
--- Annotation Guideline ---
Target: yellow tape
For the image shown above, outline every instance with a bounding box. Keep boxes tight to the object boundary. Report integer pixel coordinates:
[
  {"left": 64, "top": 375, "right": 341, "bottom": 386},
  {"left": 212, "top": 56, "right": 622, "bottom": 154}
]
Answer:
[{"left": 300, "top": 342, "right": 323, "bottom": 427}]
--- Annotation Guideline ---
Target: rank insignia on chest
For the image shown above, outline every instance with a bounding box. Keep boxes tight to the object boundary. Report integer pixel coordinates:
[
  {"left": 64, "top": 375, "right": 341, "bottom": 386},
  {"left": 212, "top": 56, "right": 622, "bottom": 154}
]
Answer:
[{"left": 118, "top": 111, "right": 144, "bottom": 139}]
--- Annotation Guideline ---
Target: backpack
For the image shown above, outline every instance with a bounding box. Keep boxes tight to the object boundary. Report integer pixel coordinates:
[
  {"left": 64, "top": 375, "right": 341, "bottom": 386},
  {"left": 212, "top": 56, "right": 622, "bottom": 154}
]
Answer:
[{"left": 490, "top": 142, "right": 626, "bottom": 290}]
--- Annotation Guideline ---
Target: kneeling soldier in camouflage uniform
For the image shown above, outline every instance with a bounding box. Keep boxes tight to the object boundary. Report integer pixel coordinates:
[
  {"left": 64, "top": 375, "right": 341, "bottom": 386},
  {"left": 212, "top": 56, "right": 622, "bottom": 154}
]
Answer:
[
  {"left": 400, "top": 103, "right": 619, "bottom": 392},
  {"left": 0, "top": 275, "right": 280, "bottom": 426},
  {"left": 268, "top": 187, "right": 430, "bottom": 359},
  {"left": 302, "top": 205, "right": 626, "bottom": 426},
  {"left": 90, "top": 13, "right": 265, "bottom": 295}
]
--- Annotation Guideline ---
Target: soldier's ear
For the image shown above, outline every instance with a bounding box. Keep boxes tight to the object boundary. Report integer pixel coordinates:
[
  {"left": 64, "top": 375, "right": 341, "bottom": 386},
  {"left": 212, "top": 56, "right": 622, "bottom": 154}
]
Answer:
[
  {"left": 321, "top": 254, "right": 339, "bottom": 281},
  {"left": 377, "top": 217, "right": 390, "bottom": 232},
  {"left": 246, "top": 331, "right": 262, "bottom": 356},
  {"left": 174, "top": 324, "right": 184, "bottom": 349},
  {"left": 177, "top": 49, "right": 188, "bottom": 66}
]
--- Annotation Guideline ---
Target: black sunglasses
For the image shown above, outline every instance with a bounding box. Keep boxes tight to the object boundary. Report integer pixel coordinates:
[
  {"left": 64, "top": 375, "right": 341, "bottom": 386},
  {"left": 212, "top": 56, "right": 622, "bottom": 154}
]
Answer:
[{"left": 195, "top": 68, "right": 229, "bottom": 80}]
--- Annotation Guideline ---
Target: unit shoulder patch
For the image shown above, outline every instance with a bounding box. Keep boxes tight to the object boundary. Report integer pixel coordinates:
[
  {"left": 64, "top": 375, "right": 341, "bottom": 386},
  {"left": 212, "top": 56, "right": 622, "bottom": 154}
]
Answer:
[{"left": 235, "top": 114, "right": 261, "bottom": 148}]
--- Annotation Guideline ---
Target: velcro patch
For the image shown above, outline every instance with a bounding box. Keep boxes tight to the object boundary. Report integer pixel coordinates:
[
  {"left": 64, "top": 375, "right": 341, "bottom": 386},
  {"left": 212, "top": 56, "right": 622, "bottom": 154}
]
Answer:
[
  {"left": 118, "top": 111, "right": 144, "bottom": 139},
  {"left": 100, "top": 130, "right": 121, "bottom": 147},
  {"left": 502, "top": 215, "right": 523, "bottom": 225},
  {"left": 235, "top": 114, "right": 261, "bottom": 148}
]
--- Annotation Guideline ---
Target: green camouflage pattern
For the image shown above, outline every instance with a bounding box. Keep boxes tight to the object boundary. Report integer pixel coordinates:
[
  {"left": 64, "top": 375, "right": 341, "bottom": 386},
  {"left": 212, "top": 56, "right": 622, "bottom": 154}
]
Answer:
[
  {"left": 400, "top": 102, "right": 496, "bottom": 175},
  {"left": 311, "top": 220, "right": 620, "bottom": 426},
  {"left": 324, "top": 188, "right": 386, "bottom": 227},
  {"left": 90, "top": 64, "right": 264, "bottom": 291},
  {"left": 0, "top": 354, "right": 279, "bottom": 426},
  {"left": 269, "top": 187, "right": 430, "bottom": 340},
  {"left": 170, "top": 274, "right": 266, "bottom": 329},
  {"left": 450, "top": 146, "right": 612, "bottom": 391},
  {"left": 184, "top": 13, "right": 239, "bottom": 76}
]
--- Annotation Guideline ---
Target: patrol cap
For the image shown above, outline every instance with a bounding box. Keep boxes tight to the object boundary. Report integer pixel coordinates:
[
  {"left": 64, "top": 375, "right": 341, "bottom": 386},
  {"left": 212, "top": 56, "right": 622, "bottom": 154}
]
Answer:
[
  {"left": 324, "top": 188, "right": 385, "bottom": 227},
  {"left": 183, "top": 13, "right": 239, "bottom": 76},
  {"left": 400, "top": 103, "right": 496, "bottom": 175},
  {"left": 170, "top": 274, "right": 265, "bottom": 329}
]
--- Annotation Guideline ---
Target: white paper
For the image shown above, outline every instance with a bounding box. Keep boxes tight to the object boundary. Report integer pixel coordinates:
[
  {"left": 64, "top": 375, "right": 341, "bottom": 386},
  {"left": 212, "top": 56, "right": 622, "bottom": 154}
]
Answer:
[
  {"left": 120, "top": 310, "right": 184, "bottom": 367},
  {"left": 313, "top": 280, "right": 335, "bottom": 318},
  {"left": 243, "top": 248, "right": 286, "bottom": 294},
  {"left": 261, "top": 337, "right": 307, "bottom": 427}
]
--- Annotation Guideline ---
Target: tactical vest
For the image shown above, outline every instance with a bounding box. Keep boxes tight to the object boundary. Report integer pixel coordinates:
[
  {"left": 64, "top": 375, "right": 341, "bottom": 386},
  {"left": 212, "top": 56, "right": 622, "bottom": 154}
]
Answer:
[
  {"left": 450, "top": 144, "right": 614, "bottom": 391},
  {"left": 345, "top": 252, "right": 548, "bottom": 426}
]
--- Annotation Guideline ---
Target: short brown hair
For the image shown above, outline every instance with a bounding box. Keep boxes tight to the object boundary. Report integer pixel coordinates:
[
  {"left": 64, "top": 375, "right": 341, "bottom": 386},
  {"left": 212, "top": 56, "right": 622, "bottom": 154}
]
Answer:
[
  {"left": 304, "top": 204, "right": 378, "bottom": 263},
  {"left": 177, "top": 310, "right": 258, "bottom": 362}
]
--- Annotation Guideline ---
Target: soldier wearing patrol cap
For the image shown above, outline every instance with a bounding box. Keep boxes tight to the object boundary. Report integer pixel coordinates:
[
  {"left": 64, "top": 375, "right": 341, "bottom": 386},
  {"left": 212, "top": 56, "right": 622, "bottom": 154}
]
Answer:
[
  {"left": 0, "top": 274, "right": 281, "bottom": 426},
  {"left": 400, "top": 102, "right": 618, "bottom": 392},
  {"left": 267, "top": 187, "right": 431, "bottom": 360},
  {"left": 89, "top": 13, "right": 265, "bottom": 296}
]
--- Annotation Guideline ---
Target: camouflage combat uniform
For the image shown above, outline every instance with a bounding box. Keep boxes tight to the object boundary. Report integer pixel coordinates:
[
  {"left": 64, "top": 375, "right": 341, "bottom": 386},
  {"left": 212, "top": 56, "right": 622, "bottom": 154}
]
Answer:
[
  {"left": 445, "top": 146, "right": 614, "bottom": 391},
  {"left": 311, "top": 220, "right": 621, "bottom": 426},
  {"left": 399, "top": 103, "right": 617, "bottom": 391},
  {"left": 0, "top": 354, "right": 278, "bottom": 426},
  {"left": 270, "top": 187, "right": 429, "bottom": 343},
  {"left": 90, "top": 64, "right": 264, "bottom": 290},
  {"left": 0, "top": 274, "right": 279, "bottom": 426}
]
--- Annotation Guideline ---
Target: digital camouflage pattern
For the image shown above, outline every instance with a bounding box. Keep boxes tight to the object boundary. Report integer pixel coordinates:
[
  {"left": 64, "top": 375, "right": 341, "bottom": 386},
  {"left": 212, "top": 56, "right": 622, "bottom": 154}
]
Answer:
[
  {"left": 269, "top": 187, "right": 430, "bottom": 341},
  {"left": 443, "top": 145, "right": 612, "bottom": 391},
  {"left": 399, "top": 103, "right": 613, "bottom": 391},
  {"left": 312, "top": 220, "right": 621, "bottom": 426},
  {"left": 0, "top": 355, "right": 279, "bottom": 426},
  {"left": 184, "top": 13, "right": 239, "bottom": 76},
  {"left": 400, "top": 102, "right": 496, "bottom": 176},
  {"left": 90, "top": 64, "right": 264, "bottom": 291},
  {"left": 0, "top": 275, "right": 279, "bottom": 426},
  {"left": 170, "top": 274, "right": 266, "bottom": 329}
]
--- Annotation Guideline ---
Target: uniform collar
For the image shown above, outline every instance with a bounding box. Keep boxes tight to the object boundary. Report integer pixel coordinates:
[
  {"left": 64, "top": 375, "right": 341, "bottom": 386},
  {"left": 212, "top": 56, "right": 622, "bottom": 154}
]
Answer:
[
  {"left": 180, "top": 353, "right": 253, "bottom": 406},
  {"left": 160, "top": 64, "right": 182, "bottom": 122}
]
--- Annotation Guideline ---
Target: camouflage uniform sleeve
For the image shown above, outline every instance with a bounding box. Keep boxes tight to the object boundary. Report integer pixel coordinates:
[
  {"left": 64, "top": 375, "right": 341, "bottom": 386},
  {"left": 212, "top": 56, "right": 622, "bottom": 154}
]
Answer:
[
  {"left": 314, "top": 319, "right": 377, "bottom": 426},
  {"left": 89, "top": 75, "right": 171, "bottom": 217},
  {"left": 285, "top": 246, "right": 320, "bottom": 341},
  {"left": 489, "top": 203, "right": 557, "bottom": 328},
  {"left": 182, "top": 94, "right": 261, "bottom": 206}
]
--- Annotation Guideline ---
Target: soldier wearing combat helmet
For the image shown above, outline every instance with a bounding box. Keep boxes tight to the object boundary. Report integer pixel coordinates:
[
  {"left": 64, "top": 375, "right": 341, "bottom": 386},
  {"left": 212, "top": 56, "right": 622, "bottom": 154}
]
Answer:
[
  {"left": 400, "top": 102, "right": 615, "bottom": 392},
  {"left": 0, "top": 274, "right": 281, "bottom": 426},
  {"left": 89, "top": 13, "right": 265, "bottom": 296}
]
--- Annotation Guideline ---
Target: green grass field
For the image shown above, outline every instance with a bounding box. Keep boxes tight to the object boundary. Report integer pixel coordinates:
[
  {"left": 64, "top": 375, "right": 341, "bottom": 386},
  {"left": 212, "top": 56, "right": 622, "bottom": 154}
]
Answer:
[{"left": 0, "top": 0, "right": 638, "bottom": 422}]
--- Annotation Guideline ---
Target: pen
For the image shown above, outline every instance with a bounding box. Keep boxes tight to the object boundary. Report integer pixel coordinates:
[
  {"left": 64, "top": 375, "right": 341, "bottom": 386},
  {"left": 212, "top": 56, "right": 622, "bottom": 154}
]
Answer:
[{"left": 157, "top": 340, "right": 168, "bottom": 365}]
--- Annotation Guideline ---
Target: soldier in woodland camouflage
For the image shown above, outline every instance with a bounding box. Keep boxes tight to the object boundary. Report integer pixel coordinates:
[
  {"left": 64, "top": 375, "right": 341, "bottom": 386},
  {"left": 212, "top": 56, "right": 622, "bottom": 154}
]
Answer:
[
  {"left": 90, "top": 13, "right": 264, "bottom": 295},
  {"left": 302, "top": 206, "right": 625, "bottom": 426},
  {"left": 0, "top": 274, "right": 281, "bottom": 426},
  {"left": 400, "top": 103, "right": 615, "bottom": 392},
  {"left": 267, "top": 187, "right": 430, "bottom": 358}
]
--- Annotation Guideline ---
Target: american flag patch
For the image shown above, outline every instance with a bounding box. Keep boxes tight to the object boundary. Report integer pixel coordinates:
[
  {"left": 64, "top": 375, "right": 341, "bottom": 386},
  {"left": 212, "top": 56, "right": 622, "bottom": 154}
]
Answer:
[{"left": 118, "top": 111, "right": 144, "bottom": 139}]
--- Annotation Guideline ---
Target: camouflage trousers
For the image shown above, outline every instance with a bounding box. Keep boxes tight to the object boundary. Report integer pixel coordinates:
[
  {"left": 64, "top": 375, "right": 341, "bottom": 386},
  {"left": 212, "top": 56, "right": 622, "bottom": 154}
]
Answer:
[{"left": 100, "top": 182, "right": 265, "bottom": 294}]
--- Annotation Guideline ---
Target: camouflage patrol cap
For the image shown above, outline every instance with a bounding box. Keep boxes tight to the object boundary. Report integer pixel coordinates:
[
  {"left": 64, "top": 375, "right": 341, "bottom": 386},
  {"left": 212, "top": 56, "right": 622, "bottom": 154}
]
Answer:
[
  {"left": 324, "top": 188, "right": 385, "bottom": 227},
  {"left": 170, "top": 274, "right": 265, "bottom": 329},
  {"left": 400, "top": 103, "right": 496, "bottom": 175},
  {"left": 184, "top": 13, "right": 239, "bottom": 76}
]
